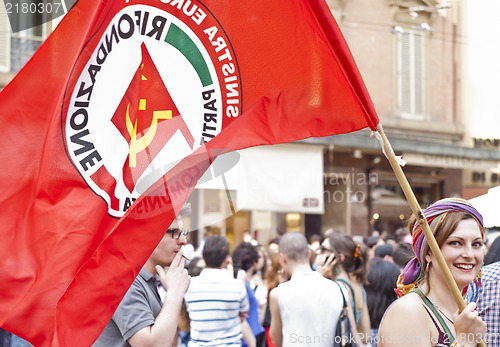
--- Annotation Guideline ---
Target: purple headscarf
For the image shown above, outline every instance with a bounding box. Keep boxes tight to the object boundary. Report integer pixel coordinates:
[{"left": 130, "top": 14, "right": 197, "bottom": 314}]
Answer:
[{"left": 396, "top": 198, "right": 484, "bottom": 296}]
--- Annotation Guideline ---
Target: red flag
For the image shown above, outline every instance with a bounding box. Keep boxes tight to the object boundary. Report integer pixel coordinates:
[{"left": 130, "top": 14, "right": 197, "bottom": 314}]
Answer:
[{"left": 0, "top": 0, "right": 379, "bottom": 345}]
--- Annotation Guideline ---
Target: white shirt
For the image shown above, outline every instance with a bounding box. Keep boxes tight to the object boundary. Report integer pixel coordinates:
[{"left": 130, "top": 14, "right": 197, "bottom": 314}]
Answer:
[{"left": 277, "top": 270, "right": 344, "bottom": 347}]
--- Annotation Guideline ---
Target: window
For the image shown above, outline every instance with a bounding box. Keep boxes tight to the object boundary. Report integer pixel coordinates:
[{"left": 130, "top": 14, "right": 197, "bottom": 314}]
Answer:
[
  {"left": 0, "top": 3, "right": 11, "bottom": 72},
  {"left": 397, "top": 30, "right": 426, "bottom": 119},
  {"left": 1, "top": 0, "right": 71, "bottom": 73},
  {"left": 9, "top": 7, "right": 52, "bottom": 38}
]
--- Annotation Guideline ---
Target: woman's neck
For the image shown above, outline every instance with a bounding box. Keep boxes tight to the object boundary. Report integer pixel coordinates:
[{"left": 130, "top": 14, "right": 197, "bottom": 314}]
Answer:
[
  {"left": 420, "top": 275, "right": 461, "bottom": 314},
  {"left": 334, "top": 268, "right": 348, "bottom": 281}
]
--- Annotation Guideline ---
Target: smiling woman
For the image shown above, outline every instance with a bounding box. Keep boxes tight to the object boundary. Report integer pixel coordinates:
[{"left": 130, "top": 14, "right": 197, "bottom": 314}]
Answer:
[
  {"left": 378, "top": 198, "right": 487, "bottom": 347},
  {"left": 436, "top": 219, "right": 484, "bottom": 290}
]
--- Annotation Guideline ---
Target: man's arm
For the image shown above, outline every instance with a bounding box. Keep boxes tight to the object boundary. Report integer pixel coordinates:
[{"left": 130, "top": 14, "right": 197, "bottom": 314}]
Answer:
[
  {"left": 128, "top": 252, "right": 190, "bottom": 347},
  {"left": 269, "top": 288, "right": 282, "bottom": 347},
  {"left": 241, "top": 319, "right": 256, "bottom": 347}
]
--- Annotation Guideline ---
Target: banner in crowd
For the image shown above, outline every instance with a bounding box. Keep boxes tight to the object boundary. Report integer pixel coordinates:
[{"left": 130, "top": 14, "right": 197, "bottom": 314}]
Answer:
[{"left": 0, "top": 0, "right": 379, "bottom": 345}]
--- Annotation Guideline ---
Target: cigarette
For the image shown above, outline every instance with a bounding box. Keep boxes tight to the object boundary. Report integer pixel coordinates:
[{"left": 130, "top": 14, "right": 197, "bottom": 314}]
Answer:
[{"left": 182, "top": 254, "right": 190, "bottom": 261}]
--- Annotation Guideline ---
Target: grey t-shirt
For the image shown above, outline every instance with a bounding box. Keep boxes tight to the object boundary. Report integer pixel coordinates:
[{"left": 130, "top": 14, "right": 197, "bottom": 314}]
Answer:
[{"left": 92, "top": 268, "right": 162, "bottom": 347}]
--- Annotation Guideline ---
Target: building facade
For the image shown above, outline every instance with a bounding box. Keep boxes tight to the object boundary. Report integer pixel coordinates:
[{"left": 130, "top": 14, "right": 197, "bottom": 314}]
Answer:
[
  {"left": 189, "top": 0, "right": 500, "bottom": 246},
  {"left": 296, "top": 0, "right": 500, "bottom": 239},
  {"left": 1, "top": 0, "right": 499, "bottom": 248}
]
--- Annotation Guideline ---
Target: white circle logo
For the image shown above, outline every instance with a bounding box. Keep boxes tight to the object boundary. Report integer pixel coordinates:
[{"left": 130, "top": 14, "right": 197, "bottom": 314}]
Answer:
[{"left": 62, "top": 4, "right": 241, "bottom": 217}]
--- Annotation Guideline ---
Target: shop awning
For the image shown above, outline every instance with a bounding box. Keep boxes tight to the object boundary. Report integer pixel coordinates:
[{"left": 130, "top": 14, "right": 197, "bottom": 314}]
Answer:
[
  {"left": 196, "top": 143, "right": 324, "bottom": 214},
  {"left": 469, "top": 185, "right": 500, "bottom": 228}
]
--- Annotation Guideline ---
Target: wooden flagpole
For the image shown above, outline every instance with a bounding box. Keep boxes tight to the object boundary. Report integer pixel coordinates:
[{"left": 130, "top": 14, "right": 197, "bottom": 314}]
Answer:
[{"left": 376, "top": 124, "right": 485, "bottom": 347}]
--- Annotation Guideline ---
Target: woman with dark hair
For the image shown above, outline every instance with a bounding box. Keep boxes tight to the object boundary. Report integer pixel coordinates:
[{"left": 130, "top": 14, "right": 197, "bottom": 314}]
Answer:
[
  {"left": 379, "top": 198, "right": 486, "bottom": 346},
  {"left": 316, "top": 232, "right": 371, "bottom": 344},
  {"left": 484, "top": 235, "right": 500, "bottom": 265},
  {"left": 262, "top": 252, "right": 288, "bottom": 347},
  {"left": 232, "top": 242, "right": 265, "bottom": 347},
  {"left": 250, "top": 244, "right": 270, "bottom": 326},
  {"left": 364, "top": 258, "right": 401, "bottom": 346}
]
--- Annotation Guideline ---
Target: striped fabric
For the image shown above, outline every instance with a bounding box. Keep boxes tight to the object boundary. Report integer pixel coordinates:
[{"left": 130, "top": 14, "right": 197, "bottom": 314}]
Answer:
[
  {"left": 468, "top": 262, "right": 500, "bottom": 347},
  {"left": 185, "top": 268, "right": 249, "bottom": 347}
]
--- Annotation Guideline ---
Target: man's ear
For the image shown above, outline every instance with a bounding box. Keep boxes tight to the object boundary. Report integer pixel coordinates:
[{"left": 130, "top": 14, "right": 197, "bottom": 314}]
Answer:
[
  {"left": 279, "top": 253, "right": 287, "bottom": 265},
  {"left": 221, "top": 254, "right": 231, "bottom": 268}
]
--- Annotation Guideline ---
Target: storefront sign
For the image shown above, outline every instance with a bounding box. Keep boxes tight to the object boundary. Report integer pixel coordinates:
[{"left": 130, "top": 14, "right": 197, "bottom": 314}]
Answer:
[
  {"left": 473, "top": 137, "right": 500, "bottom": 149},
  {"left": 402, "top": 152, "right": 498, "bottom": 169},
  {"left": 463, "top": 169, "right": 500, "bottom": 187}
]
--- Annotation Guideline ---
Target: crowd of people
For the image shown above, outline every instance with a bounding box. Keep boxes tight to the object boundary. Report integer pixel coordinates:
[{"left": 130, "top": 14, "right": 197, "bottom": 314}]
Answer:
[
  {"left": 5, "top": 197, "right": 497, "bottom": 346},
  {"left": 87, "top": 197, "right": 500, "bottom": 347}
]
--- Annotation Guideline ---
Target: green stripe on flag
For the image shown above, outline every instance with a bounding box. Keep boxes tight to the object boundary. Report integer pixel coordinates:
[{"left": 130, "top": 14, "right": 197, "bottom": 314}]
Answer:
[{"left": 165, "top": 24, "right": 213, "bottom": 87}]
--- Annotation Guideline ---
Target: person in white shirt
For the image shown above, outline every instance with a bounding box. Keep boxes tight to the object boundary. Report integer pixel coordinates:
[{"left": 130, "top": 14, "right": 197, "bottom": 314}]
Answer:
[{"left": 269, "top": 232, "right": 359, "bottom": 347}]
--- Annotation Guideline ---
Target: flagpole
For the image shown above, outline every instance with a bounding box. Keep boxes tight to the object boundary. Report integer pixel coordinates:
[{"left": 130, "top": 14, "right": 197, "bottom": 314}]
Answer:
[{"left": 375, "top": 124, "right": 485, "bottom": 347}]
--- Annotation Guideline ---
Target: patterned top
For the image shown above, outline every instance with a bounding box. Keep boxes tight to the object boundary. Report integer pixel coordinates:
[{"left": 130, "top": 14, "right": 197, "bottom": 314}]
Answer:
[
  {"left": 413, "top": 288, "right": 453, "bottom": 347},
  {"left": 421, "top": 305, "right": 452, "bottom": 347},
  {"left": 468, "top": 262, "right": 500, "bottom": 347}
]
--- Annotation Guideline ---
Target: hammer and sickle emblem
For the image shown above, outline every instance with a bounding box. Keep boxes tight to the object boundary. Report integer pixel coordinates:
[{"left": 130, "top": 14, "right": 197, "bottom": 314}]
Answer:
[{"left": 125, "top": 99, "right": 172, "bottom": 168}]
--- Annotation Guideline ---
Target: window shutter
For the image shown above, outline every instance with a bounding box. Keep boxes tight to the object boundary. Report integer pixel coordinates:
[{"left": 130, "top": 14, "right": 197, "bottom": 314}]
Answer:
[
  {"left": 413, "top": 32, "right": 424, "bottom": 116},
  {"left": 399, "top": 32, "right": 411, "bottom": 114},
  {"left": 397, "top": 30, "right": 426, "bottom": 119}
]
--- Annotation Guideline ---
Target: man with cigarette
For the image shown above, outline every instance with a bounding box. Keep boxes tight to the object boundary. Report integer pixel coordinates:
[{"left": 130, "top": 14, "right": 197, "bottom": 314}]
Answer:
[{"left": 93, "top": 211, "right": 191, "bottom": 346}]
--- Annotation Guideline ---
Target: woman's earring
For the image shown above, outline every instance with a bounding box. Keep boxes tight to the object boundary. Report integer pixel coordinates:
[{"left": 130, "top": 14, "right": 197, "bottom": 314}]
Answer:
[{"left": 426, "top": 261, "right": 430, "bottom": 272}]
